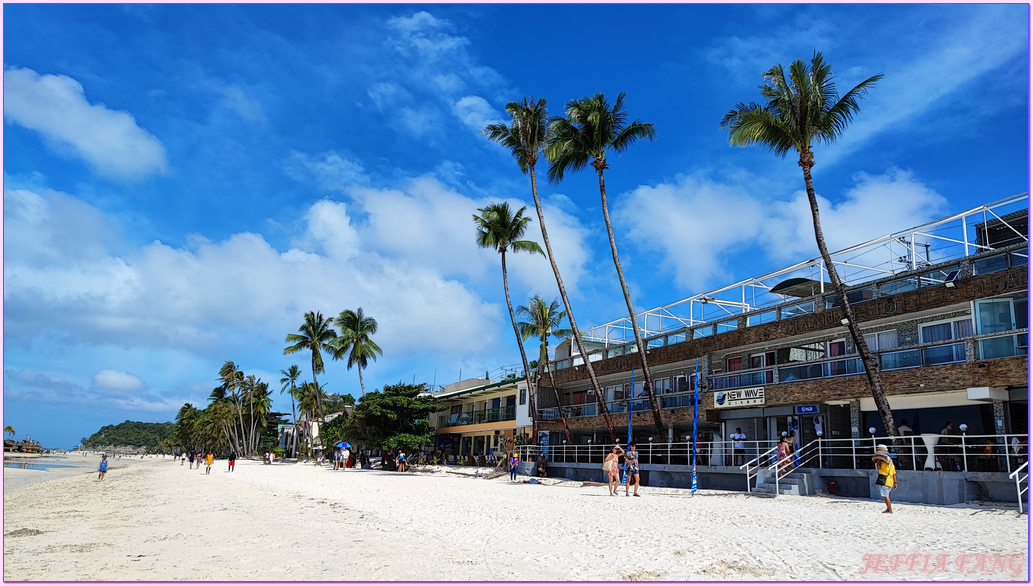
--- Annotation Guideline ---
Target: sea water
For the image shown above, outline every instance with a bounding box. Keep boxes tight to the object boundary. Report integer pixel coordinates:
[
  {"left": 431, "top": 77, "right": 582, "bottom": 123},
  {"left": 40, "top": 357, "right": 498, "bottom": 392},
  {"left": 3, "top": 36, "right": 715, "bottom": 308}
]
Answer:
[{"left": 3, "top": 459, "right": 78, "bottom": 471}]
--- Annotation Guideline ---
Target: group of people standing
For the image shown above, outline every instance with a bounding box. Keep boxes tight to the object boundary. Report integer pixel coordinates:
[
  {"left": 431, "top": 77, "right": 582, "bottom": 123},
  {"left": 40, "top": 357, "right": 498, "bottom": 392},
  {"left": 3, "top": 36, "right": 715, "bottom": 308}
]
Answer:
[
  {"left": 602, "top": 443, "right": 641, "bottom": 497},
  {"left": 180, "top": 449, "right": 222, "bottom": 474}
]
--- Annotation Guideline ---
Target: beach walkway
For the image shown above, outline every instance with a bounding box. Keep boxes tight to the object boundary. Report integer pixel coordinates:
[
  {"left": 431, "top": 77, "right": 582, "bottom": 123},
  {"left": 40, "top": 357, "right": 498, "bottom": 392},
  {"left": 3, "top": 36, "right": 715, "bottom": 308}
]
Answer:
[{"left": 4, "top": 457, "right": 1027, "bottom": 581}]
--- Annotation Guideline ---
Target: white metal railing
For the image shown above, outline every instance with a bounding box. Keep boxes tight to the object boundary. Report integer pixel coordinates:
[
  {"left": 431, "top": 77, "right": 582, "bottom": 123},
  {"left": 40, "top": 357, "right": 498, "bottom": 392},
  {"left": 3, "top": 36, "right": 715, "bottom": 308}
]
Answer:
[
  {"left": 740, "top": 444, "right": 779, "bottom": 493},
  {"left": 1009, "top": 461, "right": 1029, "bottom": 513},
  {"left": 764, "top": 439, "right": 822, "bottom": 496},
  {"left": 504, "top": 434, "right": 1028, "bottom": 478}
]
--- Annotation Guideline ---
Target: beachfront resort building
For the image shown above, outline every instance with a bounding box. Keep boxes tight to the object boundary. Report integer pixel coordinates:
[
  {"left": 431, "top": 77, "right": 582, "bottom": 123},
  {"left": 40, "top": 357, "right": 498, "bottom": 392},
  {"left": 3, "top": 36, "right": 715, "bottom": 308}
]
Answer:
[
  {"left": 427, "top": 377, "right": 532, "bottom": 464},
  {"left": 525, "top": 195, "right": 1028, "bottom": 504}
]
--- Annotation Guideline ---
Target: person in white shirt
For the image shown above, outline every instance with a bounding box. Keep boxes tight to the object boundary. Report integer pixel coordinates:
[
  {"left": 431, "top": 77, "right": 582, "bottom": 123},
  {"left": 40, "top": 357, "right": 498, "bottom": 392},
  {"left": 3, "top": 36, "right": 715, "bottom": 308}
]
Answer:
[{"left": 732, "top": 428, "right": 747, "bottom": 466}]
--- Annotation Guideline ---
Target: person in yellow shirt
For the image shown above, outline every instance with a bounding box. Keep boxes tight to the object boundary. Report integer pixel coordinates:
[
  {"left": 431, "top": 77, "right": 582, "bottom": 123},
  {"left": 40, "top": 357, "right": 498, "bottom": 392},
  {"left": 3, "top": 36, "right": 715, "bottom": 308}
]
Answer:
[
  {"left": 872, "top": 444, "right": 896, "bottom": 513},
  {"left": 205, "top": 450, "right": 215, "bottom": 475}
]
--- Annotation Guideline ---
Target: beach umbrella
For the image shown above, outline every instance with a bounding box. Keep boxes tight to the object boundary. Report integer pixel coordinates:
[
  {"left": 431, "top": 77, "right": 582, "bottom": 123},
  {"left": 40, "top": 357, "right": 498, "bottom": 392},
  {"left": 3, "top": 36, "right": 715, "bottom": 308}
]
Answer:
[{"left": 335, "top": 441, "right": 351, "bottom": 449}]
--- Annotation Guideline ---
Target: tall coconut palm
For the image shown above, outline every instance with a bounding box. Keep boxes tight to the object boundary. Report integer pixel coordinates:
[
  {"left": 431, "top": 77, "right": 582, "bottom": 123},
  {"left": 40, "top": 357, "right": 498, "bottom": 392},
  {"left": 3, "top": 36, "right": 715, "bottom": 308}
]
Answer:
[
  {"left": 218, "top": 361, "right": 246, "bottom": 455},
  {"left": 546, "top": 92, "right": 665, "bottom": 439},
  {"left": 298, "top": 381, "right": 328, "bottom": 455},
  {"left": 332, "top": 308, "right": 383, "bottom": 397},
  {"left": 484, "top": 97, "right": 618, "bottom": 442},
  {"left": 719, "top": 52, "right": 894, "bottom": 438},
  {"left": 284, "top": 311, "right": 337, "bottom": 421},
  {"left": 474, "top": 202, "right": 545, "bottom": 439},
  {"left": 517, "top": 295, "right": 575, "bottom": 445},
  {"left": 279, "top": 365, "right": 303, "bottom": 458},
  {"left": 4, "top": 425, "right": 15, "bottom": 440}
]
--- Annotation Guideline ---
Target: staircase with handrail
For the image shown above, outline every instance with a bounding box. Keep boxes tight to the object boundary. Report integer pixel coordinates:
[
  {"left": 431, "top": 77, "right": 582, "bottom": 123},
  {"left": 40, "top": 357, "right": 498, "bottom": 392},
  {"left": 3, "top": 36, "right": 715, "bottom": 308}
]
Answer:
[{"left": 1009, "top": 461, "right": 1028, "bottom": 513}]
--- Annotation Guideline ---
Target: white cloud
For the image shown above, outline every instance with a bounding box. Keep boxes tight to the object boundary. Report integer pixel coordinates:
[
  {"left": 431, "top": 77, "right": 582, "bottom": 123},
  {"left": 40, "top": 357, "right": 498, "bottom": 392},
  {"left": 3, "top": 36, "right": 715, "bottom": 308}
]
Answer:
[
  {"left": 3, "top": 66, "right": 167, "bottom": 179},
  {"left": 215, "top": 83, "right": 266, "bottom": 122},
  {"left": 92, "top": 370, "right": 146, "bottom": 392},
  {"left": 617, "top": 168, "right": 949, "bottom": 293},
  {"left": 285, "top": 150, "right": 369, "bottom": 192},
  {"left": 452, "top": 95, "right": 501, "bottom": 133}
]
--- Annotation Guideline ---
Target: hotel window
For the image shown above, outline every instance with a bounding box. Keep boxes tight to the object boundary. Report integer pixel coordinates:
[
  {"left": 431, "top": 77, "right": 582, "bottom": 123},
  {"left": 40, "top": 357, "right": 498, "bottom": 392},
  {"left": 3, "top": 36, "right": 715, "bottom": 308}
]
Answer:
[
  {"left": 654, "top": 377, "right": 672, "bottom": 394},
  {"left": 919, "top": 318, "right": 974, "bottom": 344},
  {"left": 519, "top": 390, "right": 526, "bottom": 405},
  {"left": 863, "top": 330, "right": 898, "bottom": 351},
  {"left": 750, "top": 352, "right": 775, "bottom": 369},
  {"left": 726, "top": 357, "right": 744, "bottom": 372}
]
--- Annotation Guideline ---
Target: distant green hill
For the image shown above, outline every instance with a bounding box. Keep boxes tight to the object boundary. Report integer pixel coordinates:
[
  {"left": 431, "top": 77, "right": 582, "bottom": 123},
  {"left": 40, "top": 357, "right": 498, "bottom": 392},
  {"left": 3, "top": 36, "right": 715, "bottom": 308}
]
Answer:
[{"left": 83, "top": 420, "right": 175, "bottom": 451}]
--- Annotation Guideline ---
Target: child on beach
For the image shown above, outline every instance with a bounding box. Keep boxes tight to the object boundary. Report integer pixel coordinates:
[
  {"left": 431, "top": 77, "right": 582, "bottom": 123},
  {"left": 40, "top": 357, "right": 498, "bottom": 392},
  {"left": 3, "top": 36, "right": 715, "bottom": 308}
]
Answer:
[
  {"left": 872, "top": 444, "right": 896, "bottom": 513},
  {"left": 98, "top": 455, "right": 108, "bottom": 480},
  {"left": 205, "top": 451, "right": 214, "bottom": 475},
  {"left": 509, "top": 452, "right": 520, "bottom": 481}
]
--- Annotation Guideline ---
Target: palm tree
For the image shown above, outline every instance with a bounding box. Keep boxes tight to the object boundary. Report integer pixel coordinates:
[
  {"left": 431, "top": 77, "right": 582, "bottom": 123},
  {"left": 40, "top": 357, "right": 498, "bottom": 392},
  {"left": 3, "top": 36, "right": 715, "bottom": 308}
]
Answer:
[
  {"left": 517, "top": 295, "right": 575, "bottom": 445},
  {"left": 4, "top": 425, "right": 15, "bottom": 440},
  {"left": 298, "top": 381, "right": 328, "bottom": 455},
  {"left": 474, "top": 201, "right": 545, "bottom": 439},
  {"left": 484, "top": 97, "right": 618, "bottom": 443},
  {"left": 331, "top": 308, "right": 383, "bottom": 397},
  {"left": 546, "top": 92, "right": 665, "bottom": 439},
  {"left": 280, "top": 365, "right": 303, "bottom": 458},
  {"left": 719, "top": 52, "right": 894, "bottom": 438},
  {"left": 284, "top": 311, "right": 337, "bottom": 421},
  {"left": 218, "top": 361, "right": 246, "bottom": 455}
]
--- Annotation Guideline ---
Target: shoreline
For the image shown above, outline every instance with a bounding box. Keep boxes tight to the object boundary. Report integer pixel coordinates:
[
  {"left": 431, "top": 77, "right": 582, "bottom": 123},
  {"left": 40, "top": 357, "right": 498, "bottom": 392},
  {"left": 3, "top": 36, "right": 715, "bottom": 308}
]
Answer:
[{"left": 4, "top": 458, "right": 1028, "bottom": 581}]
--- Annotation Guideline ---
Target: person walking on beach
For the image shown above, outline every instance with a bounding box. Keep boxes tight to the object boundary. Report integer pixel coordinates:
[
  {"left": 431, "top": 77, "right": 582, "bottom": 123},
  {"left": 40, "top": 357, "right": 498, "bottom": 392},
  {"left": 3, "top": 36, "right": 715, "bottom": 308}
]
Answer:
[
  {"left": 625, "top": 443, "right": 641, "bottom": 497},
  {"left": 205, "top": 450, "right": 214, "bottom": 475},
  {"left": 228, "top": 452, "right": 236, "bottom": 472},
  {"left": 509, "top": 452, "right": 520, "bottom": 481},
  {"left": 604, "top": 444, "right": 624, "bottom": 495},
  {"left": 872, "top": 444, "right": 896, "bottom": 513},
  {"left": 188, "top": 450, "right": 196, "bottom": 469},
  {"left": 97, "top": 455, "right": 108, "bottom": 480},
  {"left": 343, "top": 447, "right": 351, "bottom": 469}
]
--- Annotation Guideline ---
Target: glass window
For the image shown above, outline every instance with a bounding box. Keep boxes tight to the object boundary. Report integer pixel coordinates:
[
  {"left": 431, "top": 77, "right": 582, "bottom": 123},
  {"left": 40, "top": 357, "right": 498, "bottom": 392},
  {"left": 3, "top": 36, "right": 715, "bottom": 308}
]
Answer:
[
  {"left": 977, "top": 298, "right": 1016, "bottom": 334},
  {"left": 864, "top": 330, "right": 898, "bottom": 351},
  {"left": 519, "top": 390, "right": 526, "bottom": 405},
  {"left": 973, "top": 253, "right": 1010, "bottom": 275},
  {"left": 726, "top": 357, "right": 743, "bottom": 372},
  {"left": 921, "top": 322, "right": 953, "bottom": 344}
]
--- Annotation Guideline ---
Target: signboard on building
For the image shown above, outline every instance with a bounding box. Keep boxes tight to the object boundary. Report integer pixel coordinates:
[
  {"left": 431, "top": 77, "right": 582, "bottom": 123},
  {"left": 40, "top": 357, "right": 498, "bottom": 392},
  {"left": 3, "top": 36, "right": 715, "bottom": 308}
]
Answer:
[
  {"left": 713, "top": 387, "right": 765, "bottom": 409},
  {"left": 795, "top": 404, "right": 819, "bottom": 415}
]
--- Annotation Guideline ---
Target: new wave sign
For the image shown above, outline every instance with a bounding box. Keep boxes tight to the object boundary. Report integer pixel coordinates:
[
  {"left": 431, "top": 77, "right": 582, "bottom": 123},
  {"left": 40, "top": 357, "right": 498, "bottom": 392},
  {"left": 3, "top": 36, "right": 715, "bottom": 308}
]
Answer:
[{"left": 713, "top": 387, "right": 765, "bottom": 409}]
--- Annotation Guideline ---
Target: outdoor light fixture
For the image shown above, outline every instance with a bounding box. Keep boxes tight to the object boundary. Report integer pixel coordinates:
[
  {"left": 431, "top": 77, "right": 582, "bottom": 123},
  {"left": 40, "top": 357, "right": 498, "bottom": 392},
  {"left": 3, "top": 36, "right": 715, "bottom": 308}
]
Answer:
[
  {"left": 945, "top": 281, "right": 956, "bottom": 289},
  {"left": 840, "top": 318, "right": 850, "bottom": 325},
  {"left": 959, "top": 423, "right": 968, "bottom": 433},
  {"left": 649, "top": 437, "right": 654, "bottom": 442},
  {"left": 868, "top": 427, "right": 876, "bottom": 436}
]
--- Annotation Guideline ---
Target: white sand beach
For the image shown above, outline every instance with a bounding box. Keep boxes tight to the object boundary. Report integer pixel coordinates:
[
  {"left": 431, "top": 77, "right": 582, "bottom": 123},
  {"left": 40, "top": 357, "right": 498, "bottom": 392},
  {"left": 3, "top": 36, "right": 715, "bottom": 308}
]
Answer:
[{"left": 4, "top": 457, "right": 1028, "bottom": 581}]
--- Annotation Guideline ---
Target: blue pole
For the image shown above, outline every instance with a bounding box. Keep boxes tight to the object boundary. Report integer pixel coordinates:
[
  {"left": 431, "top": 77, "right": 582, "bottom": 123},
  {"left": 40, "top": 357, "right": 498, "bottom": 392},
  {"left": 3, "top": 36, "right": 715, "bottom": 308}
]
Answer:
[
  {"left": 691, "top": 357, "right": 699, "bottom": 494},
  {"left": 623, "top": 368, "right": 634, "bottom": 486}
]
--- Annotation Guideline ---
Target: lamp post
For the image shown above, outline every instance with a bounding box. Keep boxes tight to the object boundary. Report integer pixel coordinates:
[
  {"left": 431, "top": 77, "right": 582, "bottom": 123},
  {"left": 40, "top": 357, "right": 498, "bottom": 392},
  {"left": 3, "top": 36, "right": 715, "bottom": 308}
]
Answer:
[
  {"left": 587, "top": 438, "right": 592, "bottom": 464},
  {"left": 648, "top": 437, "right": 653, "bottom": 465},
  {"left": 869, "top": 427, "right": 877, "bottom": 469}
]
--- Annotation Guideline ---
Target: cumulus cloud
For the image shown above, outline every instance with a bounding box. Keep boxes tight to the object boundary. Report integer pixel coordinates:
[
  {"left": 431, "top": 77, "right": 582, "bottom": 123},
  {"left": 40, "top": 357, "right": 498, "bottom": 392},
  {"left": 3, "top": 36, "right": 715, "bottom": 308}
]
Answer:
[
  {"left": 92, "top": 370, "right": 146, "bottom": 392},
  {"left": 617, "top": 168, "right": 949, "bottom": 292},
  {"left": 3, "top": 66, "right": 168, "bottom": 179}
]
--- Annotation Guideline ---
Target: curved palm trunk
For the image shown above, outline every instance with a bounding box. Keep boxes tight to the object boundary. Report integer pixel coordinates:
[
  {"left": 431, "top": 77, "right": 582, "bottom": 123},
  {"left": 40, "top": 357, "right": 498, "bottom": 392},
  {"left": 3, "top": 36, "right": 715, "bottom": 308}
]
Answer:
[
  {"left": 528, "top": 165, "right": 616, "bottom": 441},
  {"left": 501, "top": 251, "right": 538, "bottom": 440},
  {"left": 541, "top": 341, "right": 574, "bottom": 445},
  {"left": 594, "top": 164, "right": 665, "bottom": 438},
  {"left": 358, "top": 368, "right": 366, "bottom": 397},
  {"left": 290, "top": 390, "right": 299, "bottom": 458},
  {"left": 800, "top": 153, "right": 896, "bottom": 440}
]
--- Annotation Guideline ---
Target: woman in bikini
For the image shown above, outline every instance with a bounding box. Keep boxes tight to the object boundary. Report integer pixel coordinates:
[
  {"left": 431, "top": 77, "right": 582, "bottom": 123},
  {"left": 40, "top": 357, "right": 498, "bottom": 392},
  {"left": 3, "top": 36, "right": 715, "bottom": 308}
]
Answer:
[{"left": 604, "top": 444, "right": 624, "bottom": 496}]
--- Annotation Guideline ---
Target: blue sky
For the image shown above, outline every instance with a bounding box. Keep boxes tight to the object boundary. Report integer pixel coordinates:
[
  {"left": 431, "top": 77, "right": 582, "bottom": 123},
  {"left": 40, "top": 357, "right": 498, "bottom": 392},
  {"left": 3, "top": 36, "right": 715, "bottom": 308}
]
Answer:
[{"left": 3, "top": 3, "right": 1029, "bottom": 449}]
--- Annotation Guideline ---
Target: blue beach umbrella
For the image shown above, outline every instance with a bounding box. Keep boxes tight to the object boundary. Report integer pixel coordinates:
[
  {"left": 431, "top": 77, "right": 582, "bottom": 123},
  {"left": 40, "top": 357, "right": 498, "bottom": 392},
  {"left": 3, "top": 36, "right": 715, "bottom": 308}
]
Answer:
[{"left": 335, "top": 441, "right": 351, "bottom": 449}]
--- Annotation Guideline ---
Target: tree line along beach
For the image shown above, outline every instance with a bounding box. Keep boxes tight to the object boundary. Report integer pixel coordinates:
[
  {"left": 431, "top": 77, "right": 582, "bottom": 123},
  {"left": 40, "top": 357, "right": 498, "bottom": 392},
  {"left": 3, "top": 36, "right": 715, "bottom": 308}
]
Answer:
[{"left": 3, "top": 454, "right": 1028, "bottom": 581}]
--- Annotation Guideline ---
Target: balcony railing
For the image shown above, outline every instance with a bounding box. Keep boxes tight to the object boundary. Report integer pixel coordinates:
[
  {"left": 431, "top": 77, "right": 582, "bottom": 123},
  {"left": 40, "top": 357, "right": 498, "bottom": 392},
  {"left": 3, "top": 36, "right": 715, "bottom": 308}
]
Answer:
[
  {"left": 514, "top": 434, "right": 1029, "bottom": 475},
  {"left": 437, "top": 405, "right": 516, "bottom": 428}
]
